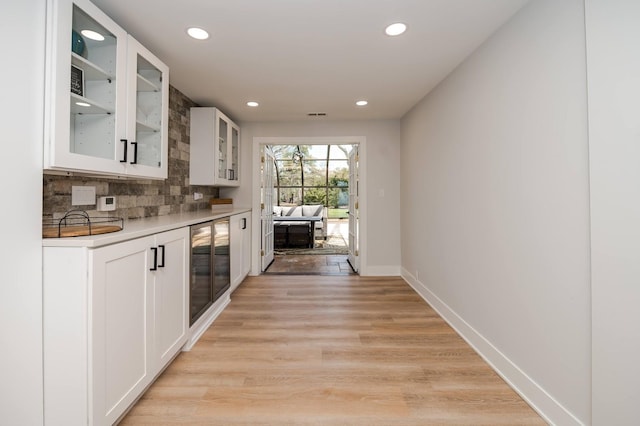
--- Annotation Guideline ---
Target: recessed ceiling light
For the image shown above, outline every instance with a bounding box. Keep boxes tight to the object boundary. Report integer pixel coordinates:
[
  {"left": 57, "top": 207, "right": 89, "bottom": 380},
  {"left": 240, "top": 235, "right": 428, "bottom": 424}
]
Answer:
[
  {"left": 356, "top": 100, "right": 368, "bottom": 107},
  {"left": 81, "top": 29, "right": 105, "bottom": 41},
  {"left": 247, "top": 101, "right": 259, "bottom": 107},
  {"left": 187, "top": 27, "right": 209, "bottom": 40},
  {"left": 385, "top": 22, "right": 407, "bottom": 36},
  {"left": 75, "top": 102, "right": 91, "bottom": 107}
]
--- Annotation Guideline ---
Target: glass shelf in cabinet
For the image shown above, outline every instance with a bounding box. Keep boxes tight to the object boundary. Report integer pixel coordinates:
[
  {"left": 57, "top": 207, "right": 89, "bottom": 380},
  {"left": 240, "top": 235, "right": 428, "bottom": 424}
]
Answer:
[
  {"left": 136, "top": 73, "right": 160, "bottom": 92},
  {"left": 136, "top": 120, "right": 160, "bottom": 133},
  {"left": 70, "top": 93, "right": 114, "bottom": 114},
  {"left": 71, "top": 53, "right": 114, "bottom": 82}
]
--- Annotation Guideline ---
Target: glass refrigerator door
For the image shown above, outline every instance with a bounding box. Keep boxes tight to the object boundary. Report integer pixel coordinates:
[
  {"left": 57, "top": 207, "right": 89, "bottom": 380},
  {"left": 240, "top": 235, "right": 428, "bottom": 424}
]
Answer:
[
  {"left": 190, "top": 223, "right": 213, "bottom": 324},
  {"left": 213, "top": 218, "right": 230, "bottom": 300}
]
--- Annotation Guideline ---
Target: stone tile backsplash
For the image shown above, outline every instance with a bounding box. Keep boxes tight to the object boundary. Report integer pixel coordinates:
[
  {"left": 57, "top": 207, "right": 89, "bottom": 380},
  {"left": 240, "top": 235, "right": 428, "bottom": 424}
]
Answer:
[{"left": 43, "top": 85, "right": 219, "bottom": 221}]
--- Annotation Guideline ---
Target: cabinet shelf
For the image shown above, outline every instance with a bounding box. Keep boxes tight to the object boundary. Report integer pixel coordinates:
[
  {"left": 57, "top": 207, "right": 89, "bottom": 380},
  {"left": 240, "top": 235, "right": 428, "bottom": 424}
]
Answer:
[
  {"left": 136, "top": 120, "right": 160, "bottom": 133},
  {"left": 71, "top": 52, "right": 114, "bottom": 81},
  {"left": 70, "top": 93, "right": 114, "bottom": 114},
  {"left": 137, "top": 73, "right": 160, "bottom": 92}
]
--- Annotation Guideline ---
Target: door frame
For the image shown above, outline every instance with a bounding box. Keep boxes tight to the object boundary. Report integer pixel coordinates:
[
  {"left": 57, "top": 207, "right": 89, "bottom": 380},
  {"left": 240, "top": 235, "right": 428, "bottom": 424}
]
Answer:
[{"left": 250, "top": 136, "right": 367, "bottom": 276}]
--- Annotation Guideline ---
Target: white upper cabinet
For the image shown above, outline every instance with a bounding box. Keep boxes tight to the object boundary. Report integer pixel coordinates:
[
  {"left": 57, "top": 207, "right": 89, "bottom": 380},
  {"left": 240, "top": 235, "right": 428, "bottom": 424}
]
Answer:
[
  {"left": 190, "top": 107, "right": 240, "bottom": 187},
  {"left": 44, "top": 0, "right": 169, "bottom": 179},
  {"left": 125, "top": 36, "right": 169, "bottom": 179}
]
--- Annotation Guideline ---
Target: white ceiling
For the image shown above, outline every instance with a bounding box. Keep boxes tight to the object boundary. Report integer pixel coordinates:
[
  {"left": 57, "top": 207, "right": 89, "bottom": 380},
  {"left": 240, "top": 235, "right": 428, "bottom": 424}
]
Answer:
[{"left": 90, "top": 0, "right": 529, "bottom": 123}]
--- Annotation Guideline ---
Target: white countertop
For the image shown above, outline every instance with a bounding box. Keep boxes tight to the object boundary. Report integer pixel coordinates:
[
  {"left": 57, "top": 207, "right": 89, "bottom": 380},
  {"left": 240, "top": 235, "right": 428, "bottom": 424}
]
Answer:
[{"left": 42, "top": 208, "right": 251, "bottom": 248}]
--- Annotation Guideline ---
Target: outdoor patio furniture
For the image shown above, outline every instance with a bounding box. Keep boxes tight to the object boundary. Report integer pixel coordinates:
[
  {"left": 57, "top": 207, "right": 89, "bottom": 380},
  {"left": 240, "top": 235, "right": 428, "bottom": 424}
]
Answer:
[
  {"left": 273, "top": 204, "right": 327, "bottom": 239},
  {"left": 274, "top": 223, "right": 288, "bottom": 248},
  {"left": 287, "top": 224, "right": 313, "bottom": 248}
]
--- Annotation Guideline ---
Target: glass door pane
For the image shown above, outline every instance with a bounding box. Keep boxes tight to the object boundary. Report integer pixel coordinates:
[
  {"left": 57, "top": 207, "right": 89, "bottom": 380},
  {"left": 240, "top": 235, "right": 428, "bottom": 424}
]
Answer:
[
  {"left": 70, "top": 4, "right": 118, "bottom": 160},
  {"left": 190, "top": 223, "right": 213, "bottom": 325},
  {"left": 218, "top": 117, "right": 228, "bottom": 179},
  {"left": 134, "top": 54, "right": 163, "bottom": 168},
  {"left": 230, "top": 126, "right": 239, "bottom": 181},
  {"left": 213, "top": 219, "right": 230, "bottom": 301}
]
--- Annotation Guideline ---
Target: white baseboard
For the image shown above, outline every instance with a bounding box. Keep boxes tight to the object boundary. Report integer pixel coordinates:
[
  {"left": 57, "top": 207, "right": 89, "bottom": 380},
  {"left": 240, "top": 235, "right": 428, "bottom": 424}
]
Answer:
[
  {"left": 182, "top": 293, "right": 231, "bottom": 351},
  {"left": 361, "top": 265, "right": 401, "bottom": 276},
  {"left": 400, "top": 268, "right": 582, "bottom": 426}
]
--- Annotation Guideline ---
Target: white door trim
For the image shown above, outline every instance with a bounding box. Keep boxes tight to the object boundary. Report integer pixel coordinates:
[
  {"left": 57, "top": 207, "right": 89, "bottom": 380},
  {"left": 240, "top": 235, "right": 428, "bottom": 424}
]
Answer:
[{"left": 250, "top": 136, "right": 367, "bottom": 276}]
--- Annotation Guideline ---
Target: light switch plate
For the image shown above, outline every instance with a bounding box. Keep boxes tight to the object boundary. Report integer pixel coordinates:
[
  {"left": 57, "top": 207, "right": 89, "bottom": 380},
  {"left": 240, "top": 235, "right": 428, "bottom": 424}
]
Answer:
[{"left": 71, "top": 186, "right": 96, "bottom": 206}]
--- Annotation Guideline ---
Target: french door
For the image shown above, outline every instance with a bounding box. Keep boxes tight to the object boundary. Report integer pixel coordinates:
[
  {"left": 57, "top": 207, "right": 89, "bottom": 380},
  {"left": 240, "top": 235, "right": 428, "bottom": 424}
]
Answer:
[
  {"left": 348, "top": 146, "right": 359, "bottom": 272},
  {"left": 261, "top": 145, "right": 275, "bottom": 271}
]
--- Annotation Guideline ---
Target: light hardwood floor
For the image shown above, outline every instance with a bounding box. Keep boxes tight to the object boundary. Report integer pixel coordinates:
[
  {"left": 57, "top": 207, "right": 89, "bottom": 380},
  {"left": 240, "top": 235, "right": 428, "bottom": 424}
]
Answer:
[{"left": 120, "top": 275, "right": 545, "bottom": 425}]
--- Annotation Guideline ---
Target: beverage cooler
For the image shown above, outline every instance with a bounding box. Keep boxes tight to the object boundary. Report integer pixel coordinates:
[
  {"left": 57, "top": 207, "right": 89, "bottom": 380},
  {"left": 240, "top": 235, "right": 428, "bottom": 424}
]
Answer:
[{"left": 190, "top": 218, "right": 230, "bottom": 325}]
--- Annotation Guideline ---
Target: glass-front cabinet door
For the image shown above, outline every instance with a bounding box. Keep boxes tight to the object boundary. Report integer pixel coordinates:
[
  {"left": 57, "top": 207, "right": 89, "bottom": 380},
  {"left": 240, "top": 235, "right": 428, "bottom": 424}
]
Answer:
[
  {"left": 46, "top": 0, "right": 127, "bottom": 175},
  {"left": 214, "top": 109, "right": 240, "bottom": 186},
  {"left": 217, "top": 116, "right": 228, "bottom": 181},
  {"left": 189, "top": 107, "right": 240, "bottom": 186},
  {"left": 126, "top": 36, "right": 169, "bottom": 179},
  {"left": 230, "top": 126, "right": 239, "bottom": 184},
  {"left": 45, "top": 0, "right": 168, "bottom": 179}
]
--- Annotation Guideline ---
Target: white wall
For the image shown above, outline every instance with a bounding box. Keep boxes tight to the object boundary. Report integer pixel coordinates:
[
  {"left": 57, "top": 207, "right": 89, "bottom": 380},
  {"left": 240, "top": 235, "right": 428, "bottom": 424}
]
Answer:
[
  {"left": 586, "top": 0, "right": 640, "bottom": 423},
  {"left": 400, "top": 0, "right": 590, "bottom": 424},
  {"left": 0, "top": 1, "right": 45, "bottom": 424},
  {"left": 222, "top": 120, "right": 401, "bottom": 276}
]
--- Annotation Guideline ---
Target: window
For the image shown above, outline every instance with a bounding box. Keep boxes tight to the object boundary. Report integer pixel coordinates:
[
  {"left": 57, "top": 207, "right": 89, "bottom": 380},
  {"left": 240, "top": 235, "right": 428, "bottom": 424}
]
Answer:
[{"left": 272, "top": 145, "right": 353, "bottom": 216}]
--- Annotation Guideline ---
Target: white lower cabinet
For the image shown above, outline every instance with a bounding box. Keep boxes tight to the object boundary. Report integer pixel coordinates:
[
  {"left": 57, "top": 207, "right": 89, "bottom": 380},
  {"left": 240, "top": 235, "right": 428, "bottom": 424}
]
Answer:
[
  {"left": 90, "top": 236, "right": 155, "bottom": 425},
  {"left": 154, "top": 230, "right": 190, "bottom": 367},
  {"left": 44, "top": 227, "right": 188, "bottom": 426},
  {"left": 230, "top": 211, "right": 251, "bottom": 291}
]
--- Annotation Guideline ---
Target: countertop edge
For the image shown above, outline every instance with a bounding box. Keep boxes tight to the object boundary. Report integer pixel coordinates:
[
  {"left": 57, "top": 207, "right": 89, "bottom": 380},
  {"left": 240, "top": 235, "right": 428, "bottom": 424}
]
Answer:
[{"left": 43, "top": 208, "right": 252, "bottom": 248}]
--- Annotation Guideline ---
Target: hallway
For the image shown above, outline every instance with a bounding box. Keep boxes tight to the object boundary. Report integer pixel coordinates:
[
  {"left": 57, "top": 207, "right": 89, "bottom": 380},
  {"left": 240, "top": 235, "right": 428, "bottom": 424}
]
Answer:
[{"left": 120, "top": 275, "right": 544, "bottom": 425}]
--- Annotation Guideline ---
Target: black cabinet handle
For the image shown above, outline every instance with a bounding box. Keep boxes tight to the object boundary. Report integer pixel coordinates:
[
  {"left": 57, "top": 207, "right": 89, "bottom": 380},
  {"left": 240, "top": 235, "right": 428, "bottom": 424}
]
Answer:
[
  {"left": 120, "top": 139, "right": 128, "bottom": 162},
  {"left": 130, "top": 142, "right": 138, "bottom": 164},
  {"left": 150, "top": 247, "right": 158, "bottom": 271},
  {"left": 241, "top": 218, "right": 246, "bottom": 230},
  {"left": 158, "top": 245, "right": 165, "bottom": 268}
]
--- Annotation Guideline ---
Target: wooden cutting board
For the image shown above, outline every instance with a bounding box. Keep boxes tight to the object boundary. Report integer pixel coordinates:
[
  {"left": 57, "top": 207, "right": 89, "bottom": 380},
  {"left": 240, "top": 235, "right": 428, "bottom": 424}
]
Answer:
[{"left": 43, "top": 224, "right": 122, "bottom": 238}]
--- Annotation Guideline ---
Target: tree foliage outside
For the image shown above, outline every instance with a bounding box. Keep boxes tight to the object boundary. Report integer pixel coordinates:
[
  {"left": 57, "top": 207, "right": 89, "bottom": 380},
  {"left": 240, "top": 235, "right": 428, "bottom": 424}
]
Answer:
[
  {"left": 328, "top": 167, "right": 348, "bottom": 208},
  {"left": 271, "top": 144, "right": 352, "bottom": 208},
  {"left": 303, "top": 188, "right": 326, "bottom": 205}
]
